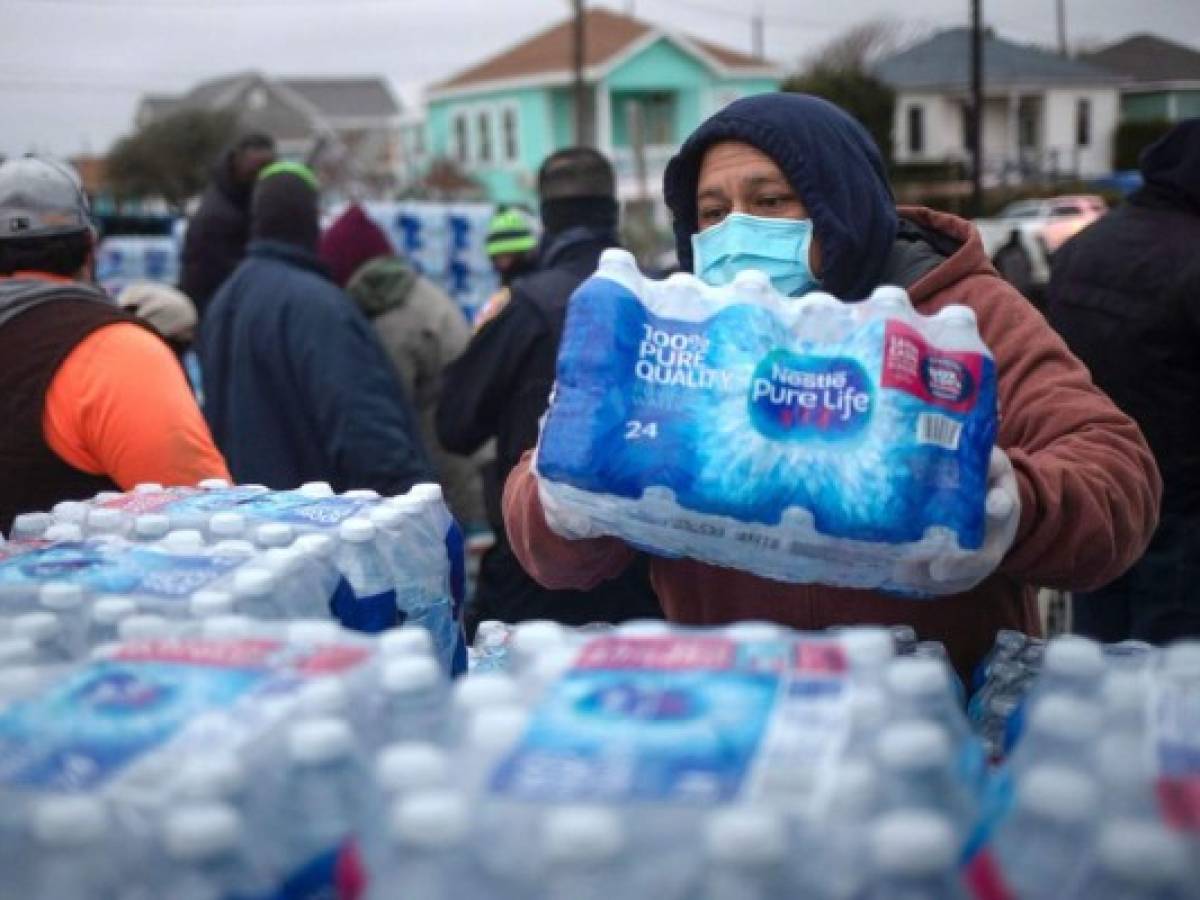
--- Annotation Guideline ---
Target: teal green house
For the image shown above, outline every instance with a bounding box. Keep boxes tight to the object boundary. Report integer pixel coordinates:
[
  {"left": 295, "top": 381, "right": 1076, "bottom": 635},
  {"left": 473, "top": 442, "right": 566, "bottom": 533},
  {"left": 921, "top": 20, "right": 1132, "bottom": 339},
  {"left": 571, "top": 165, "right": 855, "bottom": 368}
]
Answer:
[{"left": 422, "top": 8, "right": 779, "bottom": 208}]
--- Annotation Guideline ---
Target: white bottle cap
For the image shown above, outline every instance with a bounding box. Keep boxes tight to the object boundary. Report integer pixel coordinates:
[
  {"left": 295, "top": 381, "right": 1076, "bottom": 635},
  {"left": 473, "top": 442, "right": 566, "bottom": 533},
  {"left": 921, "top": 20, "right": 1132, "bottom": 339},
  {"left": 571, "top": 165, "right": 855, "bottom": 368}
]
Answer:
[
  {"left": 0, "top": 664, "right": 42, "bottom": 695},
  {"left": 298, "top": 481, "right": 334, "bottom": 498},
  {"left": 164, "top": 803, "right": 241, "bottom": 861},
  {"left": 389, "top": 789, "right": 470, "bottom": 848},
  {"left": 208, "top": 512, "right": 245, "bottom": 537},
  {"left": 848, "top": 684, "right": 888, "bottom": 726},
  {"left": 176, "top": 753, "right": 247, "bottom": 801},
  {"left": 1162, "top": 641, "right": 1200, "bottom": 681},
  {"left": 840, "top": 627, "right": 896, "bottom": 669},
  {"left": 0, "top": 637, "right": 37, "bottom": 666},
  {"left": 870, "top": 284, "right": 911, "bottom": 309},
  {"left": 1028, "top": 694, "right": 1102, "bottom": 740},
  {"left": 39, "top": 581, "right": 85, "bottom": 611},
  {"left": 288, "top": 717, "right": 354, "bottom": 764},
  {"left": 380, "top": 627, "right": 434, "bottom": 658},
  {"left": 232, "top": 567, "right": 276, "bottom": 599},
  {"left": 11, "top": 611, "right": 60, "bottom": 643},
  {"left": 722, "top": 620, "right": 785, "bottom": 641},
  {"left": 936, "top": 304, "right": 978, "bottom": 328},
  {"left": 375, "top": 742, "right": 451, "bottom": 793},
  {"left": 614, "top": 619, "right": 671, "bottom": 637},
  {"left": 202, "top": 615, "right": 254, "bottom": 638},
  {"left": 117, "top": 614, "right": 171, "bottom": 641},
  {"left": 51, "top": 500, "right": 89, "bottom": 523},
  {"left": 530, "top": 646, "right": 578, "bottom": 684},
  {"left": 344, "top": 489, "right": 381, "bottom": 500},
  {"left": 1043, "top": 635, "right": 1103, "bottom": 679},
  {"left": 1015, "top": 766, "right": 1099, "bottom": 824},
  {"left": 543, "top": 805, "right": 624, "bottom": 864},
  {"left": 287, "top": 620, "right": 342, "bottom": 644},
  {"left": 134, "top": 514, "right": 171, "bottom": 539},
  {"left": 467, "top": 706, "right": 529, "bottom": 752},
  {"left": 296, "top": 678, "right": 349, "bottom": 715},
  {"left": 704, "top": 807, "right": 787, "bottom": 865},
  {"left": 511, "top": 620, "right": 566, "bottom": 657},
  {"left": 163, "top": 529, "right": 205, "bottom": 551},
  {"left": 1096, "top": 820, "right": 1189, "bottom": 886},
  {"left": 826, "top": 760, "right": 880, "bottom": 818},
  {"left": 255, "top": 523, "right": 294, "bottom": 548},
  {"left": 408, "top": 483, "right": 444, "bottom": 505},
  {"left": 870, "top": 811, "right": 957, "bottom": 876},
  {"left": 453, "top": 673, "right": 521, "bottom": 712},
  {"left": 92, "top": 596, "right": 138, "bottom": 625},
  {"left": 86, "top": 508, "right": 124, "bottom": 532},
  {"left": 93, "top": 492, "right": 121, "bottom": 503},
  {"left": 44, "top": 523, "right": 83, "bottom": 542},
  {"left": 876, "top": 721, "right": 952, "bottom": 772},
  {"left": 1101, "top": 670, "right": 1150, "bottom": 716},
  {"left": 885, "top": 657, "right": 949, "bottom": 699},
  {"left": 339, "top": 517, "right": 376, "bottom": 543},
  {"left": 32, "top": 796, "right": 108, "bottom": 847},
  {"left": 295, "top": 533, "right": 335, "bottom": 557},
  {"left": 382, "top": 656, "right": 441, "bottom": 694},
  {"left": 211, "top": 539, "right": 256, "bottom": 557},
  {"left": 368, "top": 505, "right": 404, "bottom": 529},
  {"left": 198, "top": 478, "right": 231, "bottom": 490},
  {"left": 189, "top": 590, "right": 235, "bottom": 618},
  {"left": 133, "top": 482, "right": 164, "bottom": 494},
  {"left": 11, "top": 511, "right": 53, "bottom": 533}
]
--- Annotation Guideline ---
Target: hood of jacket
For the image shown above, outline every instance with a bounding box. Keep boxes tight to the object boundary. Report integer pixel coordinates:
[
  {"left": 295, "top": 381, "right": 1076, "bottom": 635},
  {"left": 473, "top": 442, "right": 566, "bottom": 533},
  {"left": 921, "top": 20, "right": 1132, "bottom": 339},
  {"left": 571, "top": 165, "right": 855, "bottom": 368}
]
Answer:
[
  {"left": 0, "top": 275, "right": 114, "bottom": 329},
  {"left": 1132, "top": 118, "right": 1200, "bottom": 217},
  {"left": 345, "top": 255, "right": 420, "bottom": 319},
  {"left": 663, "top": 92, "right": 898, "bottom": 299}
]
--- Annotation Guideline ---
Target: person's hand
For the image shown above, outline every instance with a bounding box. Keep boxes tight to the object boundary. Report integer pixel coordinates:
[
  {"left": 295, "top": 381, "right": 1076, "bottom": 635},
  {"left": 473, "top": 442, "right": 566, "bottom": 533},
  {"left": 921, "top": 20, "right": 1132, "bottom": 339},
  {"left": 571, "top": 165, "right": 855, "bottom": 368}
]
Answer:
[{"left": 901, "top": 448, "right": 1021, "bottom": 595}]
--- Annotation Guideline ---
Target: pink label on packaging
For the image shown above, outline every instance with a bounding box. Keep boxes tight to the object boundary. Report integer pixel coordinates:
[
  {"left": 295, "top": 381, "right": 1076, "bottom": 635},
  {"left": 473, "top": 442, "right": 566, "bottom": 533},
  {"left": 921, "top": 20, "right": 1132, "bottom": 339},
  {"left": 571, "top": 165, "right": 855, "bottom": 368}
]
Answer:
[
  {"left": 1157, "top": 776, "right": 1200, "bottom": 832},
  {"left": 576, "top": 636, "right": 736, "bottom": 671},
  {"left": 881, "top": 320, "right": 985, "bottom": 414},
  {"left": 98, "top": 488, "right": 197, "bottom": 515},
  {"left": 113, "top": 638, "right": 281, "bottom": 668},
  {"left": 792, "top": 640, "right": 847, "bottom": 674},
  {"left": 293, "top": 645, "right": 372, "bottom": 675}
]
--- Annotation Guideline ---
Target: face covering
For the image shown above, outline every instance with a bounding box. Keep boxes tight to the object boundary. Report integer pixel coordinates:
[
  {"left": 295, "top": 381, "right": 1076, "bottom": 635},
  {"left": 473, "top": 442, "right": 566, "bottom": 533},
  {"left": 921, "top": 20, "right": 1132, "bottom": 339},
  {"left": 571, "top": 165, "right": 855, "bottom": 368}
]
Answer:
[{"left": 691, "top": 212, "right": 819, "bottom": 297}]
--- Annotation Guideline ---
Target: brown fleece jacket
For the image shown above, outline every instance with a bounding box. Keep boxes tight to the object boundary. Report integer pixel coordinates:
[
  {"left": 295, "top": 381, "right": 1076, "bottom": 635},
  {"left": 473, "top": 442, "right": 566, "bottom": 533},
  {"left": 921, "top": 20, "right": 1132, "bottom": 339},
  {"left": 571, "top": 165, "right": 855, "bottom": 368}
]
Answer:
[{"left": 501, "top": 207, "right": 1162, "bottom": 679}]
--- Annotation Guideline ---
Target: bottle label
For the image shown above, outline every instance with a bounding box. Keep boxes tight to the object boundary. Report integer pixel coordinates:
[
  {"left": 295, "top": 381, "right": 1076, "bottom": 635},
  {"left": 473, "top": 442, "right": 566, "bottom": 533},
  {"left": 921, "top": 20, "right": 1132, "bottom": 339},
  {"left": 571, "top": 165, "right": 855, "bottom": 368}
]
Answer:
[{"left": 337, "top": 589, "right": 398, "bottom": 634}]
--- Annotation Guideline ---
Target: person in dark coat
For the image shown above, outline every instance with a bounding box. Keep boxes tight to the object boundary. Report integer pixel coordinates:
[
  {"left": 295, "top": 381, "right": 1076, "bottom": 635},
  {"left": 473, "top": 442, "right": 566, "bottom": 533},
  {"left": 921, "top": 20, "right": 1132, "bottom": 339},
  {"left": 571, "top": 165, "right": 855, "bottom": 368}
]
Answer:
[
  {"left": 1047, "top": 117, "right": 1200, "bottom": 643},
  {"left": 436, "top": 148, "right": 661, "bottom": 632},
  {"left": 199, "top": 162, "right": 432, "bottom": 495},
  {"left": 180, "top": 133, "right": 275, "bottom": 316}
]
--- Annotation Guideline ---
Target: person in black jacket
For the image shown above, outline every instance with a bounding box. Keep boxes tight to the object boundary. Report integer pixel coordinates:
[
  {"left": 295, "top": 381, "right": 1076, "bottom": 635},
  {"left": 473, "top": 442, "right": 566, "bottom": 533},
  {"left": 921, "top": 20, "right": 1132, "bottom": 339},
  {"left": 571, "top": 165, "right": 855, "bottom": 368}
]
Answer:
[
  {"left": 436, "top": 148, "right": 661, "bottom": 631},
  {"left": 199, "top": 161, "right": 432, "bottom": 495},
  {"left": 180, "top": 133, "right": 275, "bottom": 316},
  {"left": 1047, "top": 118, "right": 1200, "bottom": 643}
]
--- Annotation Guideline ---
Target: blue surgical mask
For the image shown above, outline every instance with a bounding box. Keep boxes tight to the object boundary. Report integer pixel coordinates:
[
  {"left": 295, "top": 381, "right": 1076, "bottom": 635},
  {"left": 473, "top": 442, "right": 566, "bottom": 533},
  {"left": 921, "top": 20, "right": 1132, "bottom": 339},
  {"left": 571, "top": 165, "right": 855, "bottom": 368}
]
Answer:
[{"left": 692, "top": 212, "right": 819, "bottom": 297}]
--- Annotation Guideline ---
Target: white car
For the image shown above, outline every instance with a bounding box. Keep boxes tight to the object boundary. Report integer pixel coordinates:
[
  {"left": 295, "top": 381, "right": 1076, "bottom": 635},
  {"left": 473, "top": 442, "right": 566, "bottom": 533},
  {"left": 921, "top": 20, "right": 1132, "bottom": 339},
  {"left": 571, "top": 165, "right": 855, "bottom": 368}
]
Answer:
[{"left": 973, "top": 195, "right": 1107, "bottom": 301}]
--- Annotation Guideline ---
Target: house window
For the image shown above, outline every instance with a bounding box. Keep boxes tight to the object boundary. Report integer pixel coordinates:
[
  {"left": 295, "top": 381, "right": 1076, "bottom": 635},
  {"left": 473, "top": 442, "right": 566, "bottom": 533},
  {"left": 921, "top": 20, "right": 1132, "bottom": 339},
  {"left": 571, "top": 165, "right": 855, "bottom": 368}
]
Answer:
[
  {"left": 501, "top": 107, "right": 519, "bottom": 163},
  {"left": 452, "top": 113, "right": 469, "bottom": 165},
  {"left": 1076, "top": 98, "right": 1091, "bottom": 147},
  {"left": 477, "top": 111, "right": 493, "bottom": 164},
  {"left": 907, "top": 105, "right": 924, "bottom": 155}
]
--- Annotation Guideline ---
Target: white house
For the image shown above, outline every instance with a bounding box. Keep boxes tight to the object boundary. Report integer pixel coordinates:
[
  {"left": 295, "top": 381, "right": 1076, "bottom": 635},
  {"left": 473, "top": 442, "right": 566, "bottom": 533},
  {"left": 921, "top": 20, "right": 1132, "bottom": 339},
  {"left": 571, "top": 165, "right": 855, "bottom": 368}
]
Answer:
[{"left": 876, "top": 29, "right": 1125, "bottom": 182}]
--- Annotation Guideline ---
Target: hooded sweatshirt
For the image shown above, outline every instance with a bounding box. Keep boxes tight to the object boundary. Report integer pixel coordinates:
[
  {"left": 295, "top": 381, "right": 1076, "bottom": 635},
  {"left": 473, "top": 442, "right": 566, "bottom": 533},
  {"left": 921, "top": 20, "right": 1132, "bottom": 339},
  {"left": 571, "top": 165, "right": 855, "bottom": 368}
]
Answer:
[
  {"left": 180, "top": 148, "right": 256, "bottom": 315},
  {"left": 502, "top": 93, "right": 1161, "bottom": 679}
]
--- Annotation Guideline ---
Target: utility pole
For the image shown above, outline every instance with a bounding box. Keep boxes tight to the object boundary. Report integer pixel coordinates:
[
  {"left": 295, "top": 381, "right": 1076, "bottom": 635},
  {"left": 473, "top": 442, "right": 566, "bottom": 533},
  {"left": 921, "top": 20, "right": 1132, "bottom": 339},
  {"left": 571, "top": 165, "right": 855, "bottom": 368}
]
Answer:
[
  {"left": 572, "top": 0, "right": 590, "bottom": 146},
  {"left": 1056, "top": 0, "right": 1067, "bottom": 56},
  {"left": 969, "top": 0, "right": 984, "bottom": 217},
  {"left": 752, "top": 4, "right": 765, "bottom": 61}
]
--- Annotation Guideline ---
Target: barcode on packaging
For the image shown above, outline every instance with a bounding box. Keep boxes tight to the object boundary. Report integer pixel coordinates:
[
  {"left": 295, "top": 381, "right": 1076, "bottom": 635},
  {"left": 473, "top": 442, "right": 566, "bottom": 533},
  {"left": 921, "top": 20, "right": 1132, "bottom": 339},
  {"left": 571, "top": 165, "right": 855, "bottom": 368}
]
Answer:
[{"left": 917, "top": 413, "right": 962, "bottom": 450}]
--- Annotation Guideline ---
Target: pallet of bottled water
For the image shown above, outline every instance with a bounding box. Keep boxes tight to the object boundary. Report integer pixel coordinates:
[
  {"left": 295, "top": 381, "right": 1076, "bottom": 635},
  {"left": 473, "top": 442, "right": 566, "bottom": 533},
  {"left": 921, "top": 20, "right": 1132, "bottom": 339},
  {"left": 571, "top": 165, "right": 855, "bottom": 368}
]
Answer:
[
  {"left": 2, "top": 479, "right": 465, "bottom": 675},
  {"left": 534, "top": 249, "right": 999, "bottom": 595}
]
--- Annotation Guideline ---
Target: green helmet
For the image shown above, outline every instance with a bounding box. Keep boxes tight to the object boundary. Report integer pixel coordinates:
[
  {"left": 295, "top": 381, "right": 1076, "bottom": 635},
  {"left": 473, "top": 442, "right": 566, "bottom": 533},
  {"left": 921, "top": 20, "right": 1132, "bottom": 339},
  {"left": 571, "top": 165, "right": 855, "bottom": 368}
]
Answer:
[
  {"left": 0, "top": 156, "right": 92, "bottom": 241},
  {"left": 485, "top": 207, "right": 537, "bottom": 257}
]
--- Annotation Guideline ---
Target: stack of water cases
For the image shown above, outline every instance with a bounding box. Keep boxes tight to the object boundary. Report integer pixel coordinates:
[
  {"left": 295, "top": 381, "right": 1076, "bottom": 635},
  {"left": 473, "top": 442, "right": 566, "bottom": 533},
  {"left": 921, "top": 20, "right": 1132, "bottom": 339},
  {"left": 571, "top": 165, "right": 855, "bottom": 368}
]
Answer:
[
  {"left": 536, "top": 249, "right": 999, "bottom": 595},
  {"left": 94, "top": 235, "right": 181, "bottom": 299},
  {"left": 1, "top": 480, "right": 466, "bottom": 676},
  {"left": 362, "top": 202, "right": 499, "bottom": 321}
]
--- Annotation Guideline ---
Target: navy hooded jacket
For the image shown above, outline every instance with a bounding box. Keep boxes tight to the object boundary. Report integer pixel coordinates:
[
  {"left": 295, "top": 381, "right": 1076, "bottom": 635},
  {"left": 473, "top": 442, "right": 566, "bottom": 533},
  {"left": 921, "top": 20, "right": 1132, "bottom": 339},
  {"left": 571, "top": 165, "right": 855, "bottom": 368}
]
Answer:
[
  {"left": 663, "top": 93, "right": 898, "bottom": 299},
  {"left": 199, "top": 239, "right": 433, "bottom": 494},
  {"left": 1047, "top": 118, "right": 1200, "bottom": 520}
]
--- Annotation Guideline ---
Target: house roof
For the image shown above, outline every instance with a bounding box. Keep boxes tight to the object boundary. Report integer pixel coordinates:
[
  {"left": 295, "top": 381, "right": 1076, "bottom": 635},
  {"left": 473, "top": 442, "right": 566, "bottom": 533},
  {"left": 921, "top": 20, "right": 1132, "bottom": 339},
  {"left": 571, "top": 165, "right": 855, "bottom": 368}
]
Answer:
[
  {"left": 434, "top": 7, "right": 768, "bottom": 92},
  {"left": 1082, "top": 34, "right": 1200, "bottom": 84},
  {"left": 278, "top": 78, "right": 400, "bottom": 120},
  {"left": 876, "top": 27, "right": 1123, "bottom": 91}
]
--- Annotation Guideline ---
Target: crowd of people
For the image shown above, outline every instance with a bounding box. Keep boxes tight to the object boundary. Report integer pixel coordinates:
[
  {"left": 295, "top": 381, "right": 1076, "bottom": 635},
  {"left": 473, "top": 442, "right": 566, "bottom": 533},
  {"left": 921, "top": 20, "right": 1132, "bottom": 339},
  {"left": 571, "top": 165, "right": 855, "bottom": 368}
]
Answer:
[{"left": 0, "top": 94, "right": 1195, "bottom": 675}]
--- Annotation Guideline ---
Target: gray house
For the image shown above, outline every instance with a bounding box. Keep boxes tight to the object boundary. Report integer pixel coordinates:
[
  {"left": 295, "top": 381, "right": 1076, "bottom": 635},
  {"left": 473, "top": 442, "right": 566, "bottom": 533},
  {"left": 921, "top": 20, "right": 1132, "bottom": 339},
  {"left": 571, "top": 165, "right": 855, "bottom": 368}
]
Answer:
[
  {"left": 1083, "top": 34, "right": 1200, "bottom": 123},
  {"left": 136, "top": 72, "right": 402, "bottom": 196},
  {"left": 877, "top": 29, "right": 1124, "bottom": 182}
]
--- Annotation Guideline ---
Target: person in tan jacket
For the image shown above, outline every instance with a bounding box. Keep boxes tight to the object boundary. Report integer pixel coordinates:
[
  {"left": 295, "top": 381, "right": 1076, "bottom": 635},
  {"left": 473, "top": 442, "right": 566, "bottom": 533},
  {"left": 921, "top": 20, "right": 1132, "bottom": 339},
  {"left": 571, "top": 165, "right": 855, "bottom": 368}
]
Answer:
[{"left": 501, "top": 93, "right": 1161, "bottom": 679}]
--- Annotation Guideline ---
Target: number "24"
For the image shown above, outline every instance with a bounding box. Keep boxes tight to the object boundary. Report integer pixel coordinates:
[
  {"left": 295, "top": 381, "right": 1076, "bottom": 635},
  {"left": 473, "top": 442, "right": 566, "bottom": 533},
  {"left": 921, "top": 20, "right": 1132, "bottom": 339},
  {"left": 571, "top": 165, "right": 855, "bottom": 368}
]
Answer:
[{"left": 624, "top": 420, "right": 659, "bottom": 440}]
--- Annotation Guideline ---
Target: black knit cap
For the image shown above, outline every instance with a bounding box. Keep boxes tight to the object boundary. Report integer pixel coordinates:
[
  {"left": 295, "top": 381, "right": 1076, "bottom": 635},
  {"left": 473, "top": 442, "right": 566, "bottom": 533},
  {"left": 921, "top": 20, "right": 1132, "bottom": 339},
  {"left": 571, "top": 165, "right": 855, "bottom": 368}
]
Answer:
[{"left": 251, "top": 162, "right": 320, "bottom": 252}]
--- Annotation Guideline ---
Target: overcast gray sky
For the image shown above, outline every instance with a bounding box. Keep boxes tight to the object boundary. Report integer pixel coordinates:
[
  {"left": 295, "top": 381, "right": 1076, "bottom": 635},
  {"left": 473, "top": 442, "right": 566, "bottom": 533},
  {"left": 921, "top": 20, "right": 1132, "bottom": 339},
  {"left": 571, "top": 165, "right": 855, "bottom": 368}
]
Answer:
[{"left": 2, "top": 0, "right": 1197, "bottom": 157}]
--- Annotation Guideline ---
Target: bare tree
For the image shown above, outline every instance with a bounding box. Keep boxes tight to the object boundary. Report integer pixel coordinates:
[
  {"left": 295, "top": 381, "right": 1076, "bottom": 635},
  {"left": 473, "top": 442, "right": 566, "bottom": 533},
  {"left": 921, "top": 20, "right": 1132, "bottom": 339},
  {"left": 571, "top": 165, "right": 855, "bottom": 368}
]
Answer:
[{"left": 804, "top": 19, "right": 907, "bottom": 73}]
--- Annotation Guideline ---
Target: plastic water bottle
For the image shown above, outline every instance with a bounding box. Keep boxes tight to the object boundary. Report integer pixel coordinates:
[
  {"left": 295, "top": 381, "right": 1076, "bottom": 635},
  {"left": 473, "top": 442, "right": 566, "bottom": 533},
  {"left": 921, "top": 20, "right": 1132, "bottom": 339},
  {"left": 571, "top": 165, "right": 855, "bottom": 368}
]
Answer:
[
  {"left": 10, "top": 611, "right": 73, "bottom": 663},
  {"left": 509, "top": 620, "right": 568, "bottom": 677},
  {"left": 450, "top": 672, "right": 521, "bottom": 738},
  {"left": 335, "top": 518, "right": 399, "bottom": 633},
  {"left": 885, "top": 656, "right": 984, "bottom": 787},
  {"left": 701, "top": 806, "right": 793, "bottom": 900},
  {"left": 158, "top": 803, "right": 272, "bottom": 900},
  {"left": 839, "top": 626, "right": 896, "bottom": 684},
  {"left": 459, "top": 705, "right": 530, "bottom": 792},
  {"left": 207, "top": 512, "right": 246, "bottom": 543},
  {"left": 1099, "top": 668, "right": 1151, "bottom": 737},
  {"left": 807, "top": 761, "right": 880, "bottom": 898},
  {"left": 1075, "top": 819, "right": 1194, "bottom": 900},
  {"left": 189, "top": 590, "right": 236, "bottom": 620},
  {"left": 293, "top": 532, "right": 343, "bottom": 618},
  {"left": 864, "top": 810, "right": 968, "bottom": 899},
  {"left": 84, "top": 507, "right": 128, "bottom": 540},
  {"left": 163, "top": 529, "right": 206, "bottom": 553},
  {"left": 299, "top": 481, "right": 335, "bottom": 498},
  {"left": 87, "top": 597, "right": 138, "bottom": 647},
  {"left": 51, "top": 500, "right": 89, "bottom": 526},
  {"left": 131, "top": 514, "right": 171, "bottom": 543},
  {"left": 375, "top": 742, "right": 452, "bottom": 796},
  {"left": 372, "top": 789, "right": 473, "bottom": 900},
  {"left": 541, "top": 805, "right": 626, "bottom": 900},
  {"left": 372, "top": 656, "right": 448, "bottom": 745},
  {"left": 198, "top": 478, "right": 231, "bottom": 491},
  {"left": 875, "top": 721, "right": 977, "bottom": 833},
  {"left": 472, "top": 620, "right": 513, "bottom": 672},
  {"left": 231, "top": 568, "right": 284, "bottom": 620},
  {"left": 991, "top": 765, "right": 1099, "bottom": 899},
  {"left": 255, "top": 523, "right": 294, "bottom": 550},
  {"left": 1007, "top": 693, "right": 1101, "bottom": 775},
  {"left": 10, "top": 511, "right": 52, "bottom": 541},
  {"left": 1095, "top": 734, "right": 1160, "bottom": 821},
  {"left": 26, "top": 795, "right": 121, "bottom": 900},
  {"left": 44, "top": 522, "right": 83, "bottom": 542},
  {"left": 117, "top": 613, "right": 173, "bottom": 641},
  {"left": 1033, "top": 636, "right": 1103, "bottom": 701},
  {"left": 842, "top": 684, "right": 890, "bottom": 765},
  {"left": 37, "top": 583, "right": 88, "bottom": 657},
  {"left": 0, "top": 636, "right": 38, "bottom": 668},
  {"left": 273, "top": 718, "right": 368, "bottom": 896},
  {"left": 379, "top": 625, "right": 435, "bottom": 661},
  {"left": 201, "top": 615, "right": 255, "bottom": 638}
]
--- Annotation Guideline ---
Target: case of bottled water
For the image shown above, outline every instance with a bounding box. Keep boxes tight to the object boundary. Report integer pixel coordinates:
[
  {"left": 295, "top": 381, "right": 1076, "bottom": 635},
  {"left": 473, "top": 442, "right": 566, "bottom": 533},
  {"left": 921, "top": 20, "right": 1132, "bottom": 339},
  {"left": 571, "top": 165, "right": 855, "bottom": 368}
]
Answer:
[{"left": 535, "top": 249, "right": 999, "bottom": 595}]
